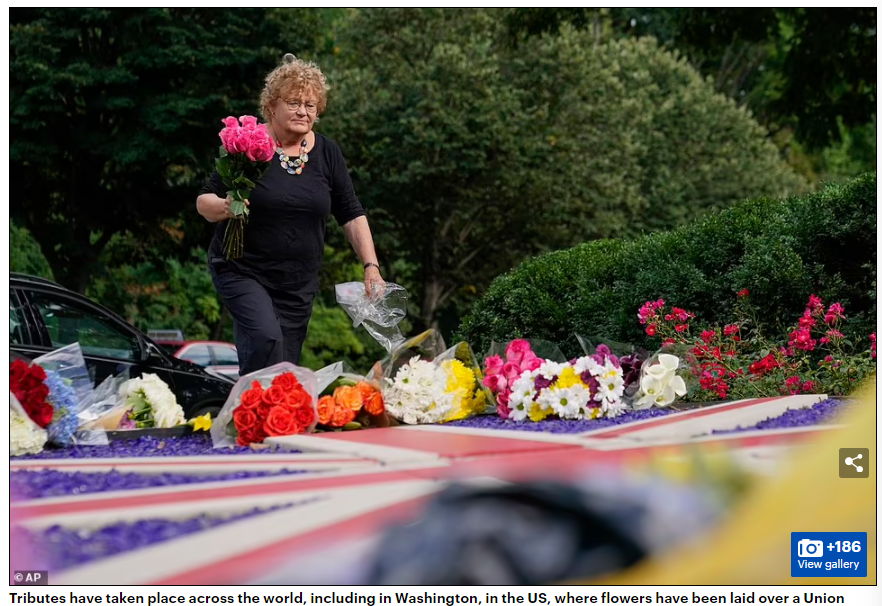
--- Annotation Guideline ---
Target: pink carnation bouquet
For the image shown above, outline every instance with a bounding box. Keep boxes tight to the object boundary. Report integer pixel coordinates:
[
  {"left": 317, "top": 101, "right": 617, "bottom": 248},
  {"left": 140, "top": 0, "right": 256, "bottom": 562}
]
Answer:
[{"left": 216, "top": 116, "right": 276, "bottom": 259}]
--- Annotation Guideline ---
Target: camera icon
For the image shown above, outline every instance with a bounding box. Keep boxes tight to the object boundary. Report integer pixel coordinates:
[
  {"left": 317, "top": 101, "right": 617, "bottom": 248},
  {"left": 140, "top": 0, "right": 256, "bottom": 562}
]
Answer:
[{"left": 798, "top": 539, "right": 824, "bottom": 558}]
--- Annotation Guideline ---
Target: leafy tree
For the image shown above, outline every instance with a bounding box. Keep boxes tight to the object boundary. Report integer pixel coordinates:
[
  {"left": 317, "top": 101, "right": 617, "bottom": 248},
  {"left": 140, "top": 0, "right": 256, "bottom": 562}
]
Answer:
[
  {"left": 506, "top": 8, "right": 876, "bottom": 149},
  {"left": 10, "top": 223, "right": 54, "bottom": 280},
  {"left": 9, "top": 8, "right": 324, "bottom": 292},
  {"left": 326, "top": 10, "right": 803, "bottom": 329}
]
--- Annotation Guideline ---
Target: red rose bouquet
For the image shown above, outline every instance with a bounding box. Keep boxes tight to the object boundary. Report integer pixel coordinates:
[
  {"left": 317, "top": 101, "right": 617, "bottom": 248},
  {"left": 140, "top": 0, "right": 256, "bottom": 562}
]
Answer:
[
  {"left": 211, "top": 362, "right": 317, "bottom": 448},
  {"left": 215, "top": 115, "right": 276, "bottom": 260},
  {"left": 9, "top": 359, "right": 53, "bottom": 428}
]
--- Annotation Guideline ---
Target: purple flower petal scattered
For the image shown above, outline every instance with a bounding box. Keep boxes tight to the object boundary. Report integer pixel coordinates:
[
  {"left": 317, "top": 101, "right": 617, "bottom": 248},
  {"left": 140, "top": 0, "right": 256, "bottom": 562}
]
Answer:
[
  {"left": 447, "top": 408, "right": 678, "bottom": 434},
  {"left": 13, "top": 501, "right": 315, "bottom": 571},
  {"left": 11, "top": 433, "right": 299, "bottom": 459},
  {"left": 11, "top": 468, "right": 310, "bottom": 500},
  {"left": 712, "top": 398, "right": 851, "bottom": 434}
]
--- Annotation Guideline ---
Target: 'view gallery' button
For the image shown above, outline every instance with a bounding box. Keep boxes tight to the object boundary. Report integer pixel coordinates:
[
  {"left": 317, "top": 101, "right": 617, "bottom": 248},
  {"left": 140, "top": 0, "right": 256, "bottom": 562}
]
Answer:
[{"left": 791, "top": 532, "right": 867, "bottom": 577}]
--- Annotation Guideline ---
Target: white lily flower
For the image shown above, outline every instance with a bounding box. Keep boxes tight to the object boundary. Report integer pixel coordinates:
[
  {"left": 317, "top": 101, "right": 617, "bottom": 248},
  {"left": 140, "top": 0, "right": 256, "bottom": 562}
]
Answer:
[
  {"left": 670, "top": 375, "right": 688, "bottom": 397},
  {"left": 640, "top": 375, "right": 662, "bottom": 397}
]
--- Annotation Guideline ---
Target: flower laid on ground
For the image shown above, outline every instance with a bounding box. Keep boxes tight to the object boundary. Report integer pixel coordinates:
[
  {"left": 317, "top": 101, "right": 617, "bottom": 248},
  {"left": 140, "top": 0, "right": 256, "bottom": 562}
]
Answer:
[
  {"left": 188, "top": 413, "right": 213, "bottom": 433},
  {"left": 505, "top": 345, "right": 632, "bottom": 422},
  {"left": 10, "top": 360, "right": 53, "bottom": 429},
  {"left": 216, "top": 115, "right": 276, "bottom": 259},
  {"left": 636, "top": 291, "right": 875, "bottom": 401},
  {"left": 316, "top": 380, "right": 386, "bottom": 430},
  {"left": 633, "top": 354, "right": 688, "bottom": 409},
  {"left": 43, "top": 370, "right": 79, "bottom": 446},
  {"left": 483, "top": 339, "right": 542, "bottom": 419},
  {"left": 118, "top": 374, "right": 186, "bottom": 429},
  {"left": 383, "top": 357, "right": 454, "bottom": 425},
  {"left": 231, "top": 372, "right": 316, "bottom": 447},
  {"left": 10, "top": 393, "right": 48, "bottom": 457},
  {"left": 441, "top": 358, "right": 488, "bottom": 422}
]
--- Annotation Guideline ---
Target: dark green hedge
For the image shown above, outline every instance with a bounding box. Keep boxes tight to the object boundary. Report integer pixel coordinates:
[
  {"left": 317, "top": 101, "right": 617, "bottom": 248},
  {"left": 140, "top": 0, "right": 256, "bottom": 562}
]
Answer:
[{"left": 457, "top": 174, "right": 877, "bottom": 358}]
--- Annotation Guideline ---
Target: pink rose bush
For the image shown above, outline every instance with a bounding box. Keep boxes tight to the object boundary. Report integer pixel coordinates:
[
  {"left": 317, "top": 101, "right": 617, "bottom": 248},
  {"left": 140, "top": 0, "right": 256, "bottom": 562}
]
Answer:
[{"left": 215, "top": 115, "right": 276, "bottom": 259}]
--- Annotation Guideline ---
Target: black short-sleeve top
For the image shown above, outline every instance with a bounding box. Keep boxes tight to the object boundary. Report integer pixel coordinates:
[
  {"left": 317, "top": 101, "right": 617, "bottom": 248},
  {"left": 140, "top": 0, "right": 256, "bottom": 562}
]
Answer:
[{"left": 200, "top": 132, "right": 365, "bottom": 288}]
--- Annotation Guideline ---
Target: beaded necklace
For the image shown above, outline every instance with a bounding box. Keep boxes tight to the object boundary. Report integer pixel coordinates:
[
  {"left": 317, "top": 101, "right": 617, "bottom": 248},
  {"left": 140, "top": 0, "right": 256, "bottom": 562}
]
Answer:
[{"left": 276, "top": 139, "right": 309, "bottom": 175}]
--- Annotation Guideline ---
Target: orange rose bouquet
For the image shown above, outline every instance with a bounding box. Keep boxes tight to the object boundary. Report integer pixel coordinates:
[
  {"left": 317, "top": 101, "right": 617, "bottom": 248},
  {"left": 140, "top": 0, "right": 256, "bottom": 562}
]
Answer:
[
  {"left": 211, "top": 362, "right": 317, "bottom": 448},
  {"left": 314, "top": 362, "right": 391, "bottom": 431}
]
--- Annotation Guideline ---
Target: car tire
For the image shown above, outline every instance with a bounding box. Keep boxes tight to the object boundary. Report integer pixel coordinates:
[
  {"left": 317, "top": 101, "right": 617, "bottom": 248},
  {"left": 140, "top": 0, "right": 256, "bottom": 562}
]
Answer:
[{"left": 191, "top": 405, "right": 223, "bottom": 419}]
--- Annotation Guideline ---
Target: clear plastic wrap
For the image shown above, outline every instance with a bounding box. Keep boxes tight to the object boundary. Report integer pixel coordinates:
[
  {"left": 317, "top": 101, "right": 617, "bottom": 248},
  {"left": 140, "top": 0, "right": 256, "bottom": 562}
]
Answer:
[
  {"left": 484, "top": 338, "right": 567, "bottom": 363},
  {"left": 335, "top": 281, "right": 408, "bottom": 353},
  {"left": 33, "top": 343, "right": 107, "bottom": 446},
  {"left": 366, "top": 329, "right": 447, "bottom": 385},
  {"left": 77, "top": 371, "right": 131, "bottom": 431},
  {"left": 211, "top": 362, "right": 317, "bottom": 448}
]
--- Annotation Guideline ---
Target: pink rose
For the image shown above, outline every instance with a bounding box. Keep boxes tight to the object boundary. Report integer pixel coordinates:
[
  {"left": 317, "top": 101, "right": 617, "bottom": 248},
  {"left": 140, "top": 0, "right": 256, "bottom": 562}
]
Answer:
[
  {"left": 222, "top": 116, "right": 239, "bottom": 129},
  {"left": 484, "top": 355, "right": 504, "bottom": 376},
  {"left": 502, "top": 363, "right": 520, "bottom": 383},
  {"left": 483, "top": 374, "right": 508, "bottom": 394},
  {"left": 246, "top": 126, "right": 274, "bottom": 162},
  {"left": 505, "top": 339, "right": 532, "bottom": 366},
  {"left": 229, "top": 128, "right": 249, "bottom": 154},
  {"left": 239, "top": 115, "right": 259, "bottom": 131},
  {"left": 520, "top": 353, "right": 542, "bottom": 372},
  {"left": 219, "top": 124, "right": 241, "bottom": 154}
]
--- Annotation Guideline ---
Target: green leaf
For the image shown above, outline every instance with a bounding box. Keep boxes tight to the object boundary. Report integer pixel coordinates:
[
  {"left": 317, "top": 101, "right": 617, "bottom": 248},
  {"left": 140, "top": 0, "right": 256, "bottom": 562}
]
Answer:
[
  {"left": 233, "top": 176, "right": 256, "bottom": 189},
  {"left": 216, "top": 156, "right": 232, "bottom": 179}
]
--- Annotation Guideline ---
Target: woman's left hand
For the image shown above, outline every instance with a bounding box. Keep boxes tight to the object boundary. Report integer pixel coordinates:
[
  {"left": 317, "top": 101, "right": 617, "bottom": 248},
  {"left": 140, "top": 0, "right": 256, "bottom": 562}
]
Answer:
[{"left": 365, "top": 266, "right": 386, "bottom": 299}]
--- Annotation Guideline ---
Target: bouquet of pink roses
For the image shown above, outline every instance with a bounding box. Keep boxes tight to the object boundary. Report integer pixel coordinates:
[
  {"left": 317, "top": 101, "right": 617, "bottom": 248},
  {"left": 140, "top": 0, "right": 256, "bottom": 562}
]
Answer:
[{"left": 216, "top": 116, "right": 276, "bottom": 259}]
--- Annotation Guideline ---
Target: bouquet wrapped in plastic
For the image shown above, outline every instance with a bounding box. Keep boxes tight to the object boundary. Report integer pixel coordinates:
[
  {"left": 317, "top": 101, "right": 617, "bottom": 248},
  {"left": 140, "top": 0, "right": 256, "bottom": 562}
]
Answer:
[
  {"left": 368, "top": 330, "right": 492, "bottom": 425},
  {"left": 576, "top": 335, "right": 650, "bottom": 401},
  {"left": 10, "top": 391, "right": 48, "bottom": 456},
  {"left": 482, "top": 339, "right": 566, "bottom": 419},
  {"left": 631, "top": 351, "right": 691, "bottom": 410},
  {"left": 116, "top": 374, "right": 186, "bottom": 429},
  {"left": 314, "top": 361, "right": 391, "bottom": 431},
  {"left": 12, "top": 343, "right": 106, "bottom": 446},
  {"left": 211, "top": 362, "right": 317, "bottom": 448}
]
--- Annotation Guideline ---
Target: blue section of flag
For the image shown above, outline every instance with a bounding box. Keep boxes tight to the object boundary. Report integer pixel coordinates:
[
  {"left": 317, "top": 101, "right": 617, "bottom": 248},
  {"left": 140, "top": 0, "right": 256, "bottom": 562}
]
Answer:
[{"left": 791, "top": 532, "right": 867, "bottom": 577}]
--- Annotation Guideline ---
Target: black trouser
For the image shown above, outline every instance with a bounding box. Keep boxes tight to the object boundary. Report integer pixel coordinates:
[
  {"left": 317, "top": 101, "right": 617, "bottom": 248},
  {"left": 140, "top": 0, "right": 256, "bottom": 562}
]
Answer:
[{"left": 210, "top": 265, "right": 317, "bottom": 374}]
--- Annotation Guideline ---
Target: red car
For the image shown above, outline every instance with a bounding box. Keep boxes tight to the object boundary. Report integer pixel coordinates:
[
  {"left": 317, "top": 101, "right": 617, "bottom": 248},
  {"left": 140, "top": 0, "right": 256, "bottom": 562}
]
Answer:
[{"left": 155, "top": 339, "right": 240, "bottom": 381}]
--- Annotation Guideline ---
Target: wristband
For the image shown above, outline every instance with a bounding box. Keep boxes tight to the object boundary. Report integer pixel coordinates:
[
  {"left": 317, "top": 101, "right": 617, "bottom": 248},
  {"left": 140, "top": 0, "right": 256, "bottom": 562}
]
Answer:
[{"left": 364, "top": 262, "right": 380, "bottom": 271}]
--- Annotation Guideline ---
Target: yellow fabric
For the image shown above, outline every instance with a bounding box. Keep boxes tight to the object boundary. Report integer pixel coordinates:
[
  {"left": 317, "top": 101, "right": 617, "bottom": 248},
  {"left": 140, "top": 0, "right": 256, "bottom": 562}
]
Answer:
[{"left": 572, "top": 377, "right": 877, "bottom": 586}]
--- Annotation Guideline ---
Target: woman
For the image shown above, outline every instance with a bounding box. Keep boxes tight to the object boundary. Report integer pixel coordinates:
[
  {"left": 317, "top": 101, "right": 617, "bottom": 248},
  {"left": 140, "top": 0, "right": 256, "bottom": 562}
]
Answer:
[{"left": 197, "top": 54, "right": 384, "bottom": 373}]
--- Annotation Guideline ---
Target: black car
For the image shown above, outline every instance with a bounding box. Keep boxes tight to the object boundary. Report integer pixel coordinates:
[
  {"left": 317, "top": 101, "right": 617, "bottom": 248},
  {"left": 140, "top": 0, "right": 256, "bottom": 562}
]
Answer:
[{"left": 10, "top": 273, "right": 234, "bottom": 418}]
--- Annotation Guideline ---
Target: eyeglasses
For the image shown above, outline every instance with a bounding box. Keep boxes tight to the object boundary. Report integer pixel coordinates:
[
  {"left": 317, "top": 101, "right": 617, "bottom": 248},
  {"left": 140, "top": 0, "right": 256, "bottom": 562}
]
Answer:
[{"left": 285, "top": 99, "right": 318, "bottom": 114}]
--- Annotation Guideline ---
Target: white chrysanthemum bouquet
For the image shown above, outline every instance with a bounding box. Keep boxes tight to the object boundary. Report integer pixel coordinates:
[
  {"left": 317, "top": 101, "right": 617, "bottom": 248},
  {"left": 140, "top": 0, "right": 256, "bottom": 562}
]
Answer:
[{"left": 118, "top": 374, "right": 186, "bottom": 429}]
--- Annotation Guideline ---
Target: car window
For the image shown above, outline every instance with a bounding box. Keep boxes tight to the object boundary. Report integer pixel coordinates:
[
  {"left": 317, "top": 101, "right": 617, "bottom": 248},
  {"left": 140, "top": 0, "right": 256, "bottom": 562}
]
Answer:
[
  {"left": 28, "top": 291, "right": 139, "bottom": 361},
  {"left": 180, "top": 345, "right": 212, "bottom": 366},
  {"left": 212, "top": 345, "right": 239, "bottom": 366},
  {"left": 10, "top": 293, "right": 27, "bottom": 345}
]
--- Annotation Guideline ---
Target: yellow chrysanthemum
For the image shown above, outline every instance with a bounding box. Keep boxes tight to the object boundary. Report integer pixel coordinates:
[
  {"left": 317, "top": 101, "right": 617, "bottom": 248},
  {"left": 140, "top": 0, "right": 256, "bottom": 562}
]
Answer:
[
  {"left": 555, "top": 366, "right": 581, "bottom": 390},
  {"left": 528, "top": 402, "right": 552, "bottom": 422},
  {"left": 442, "top": 359, "right": 481, "bottom": 422}
]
